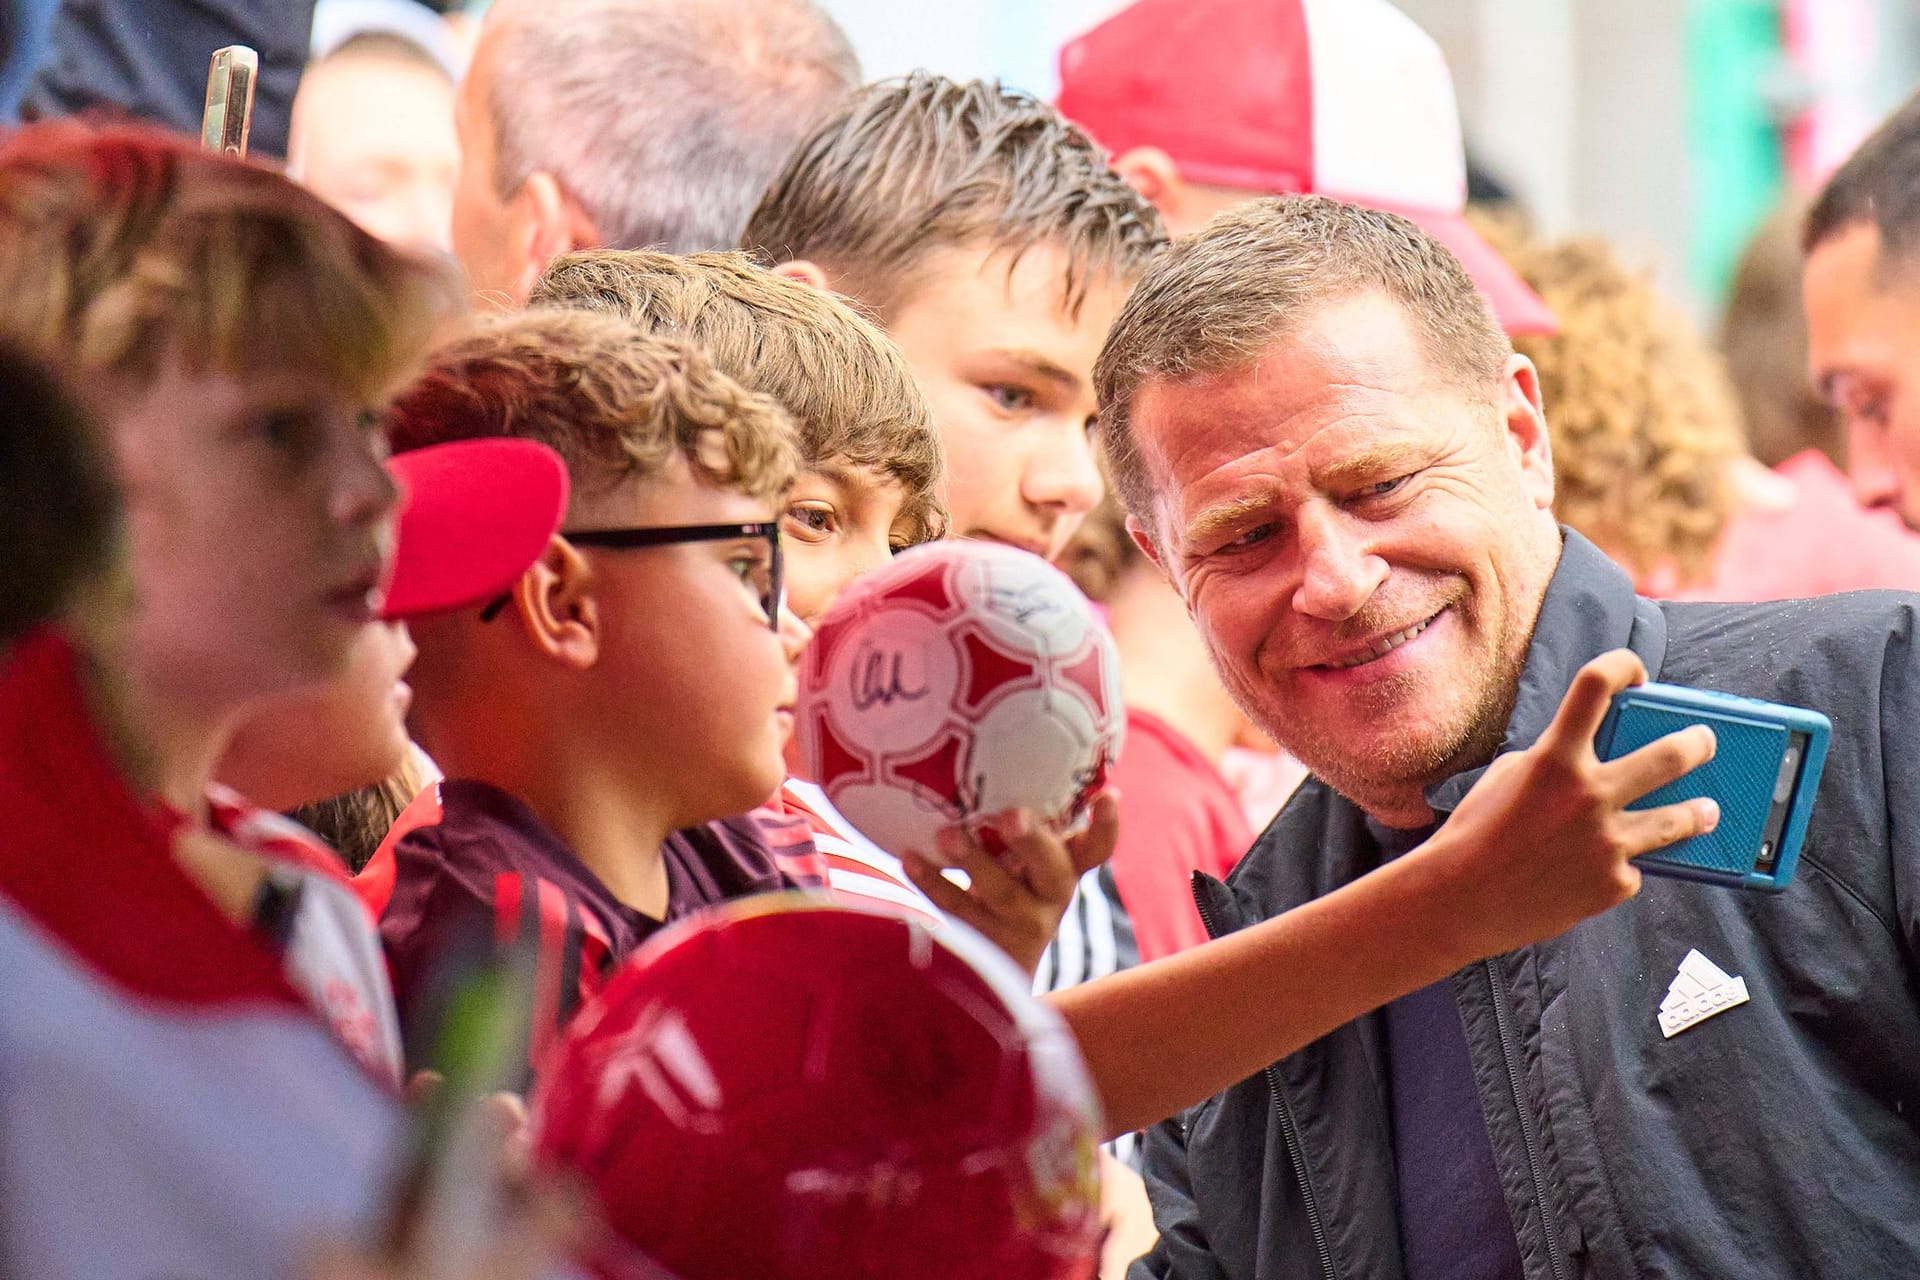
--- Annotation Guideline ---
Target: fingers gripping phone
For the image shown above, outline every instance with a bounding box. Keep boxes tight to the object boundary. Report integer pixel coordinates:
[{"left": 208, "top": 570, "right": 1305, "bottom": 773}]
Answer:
[
  {"left": 1594, "top": 683, "right": 1830, "bottom": 892},
  {"left": 201, "top": 45, "right": 258, "bottom": 159}
]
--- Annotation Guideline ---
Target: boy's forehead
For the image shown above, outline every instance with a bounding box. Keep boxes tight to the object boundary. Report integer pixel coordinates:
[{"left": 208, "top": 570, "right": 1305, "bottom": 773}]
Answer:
[
  {"left": 893, "top": 241, "right": 1133, "bottom": 368},
  {"left": 573, "top": 463, "right": 775, "bottom": 529},
  {"left": 802, "top": 458, "right": 907, "bottom": 495}
]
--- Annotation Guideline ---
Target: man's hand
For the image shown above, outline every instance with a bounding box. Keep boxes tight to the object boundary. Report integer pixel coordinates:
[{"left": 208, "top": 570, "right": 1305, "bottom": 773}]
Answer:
[
  {"left": 902, "top": 792, "right": 1121, "bottom": 976},
  {"left": 1423, "top": 649, "right": 1719, "bottom": 958}
]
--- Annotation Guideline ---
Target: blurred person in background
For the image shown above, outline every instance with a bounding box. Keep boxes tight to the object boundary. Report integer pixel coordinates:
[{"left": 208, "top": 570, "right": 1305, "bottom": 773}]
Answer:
[
  {"left": 1473, "top": 218, "right": 1739, "bottom": 590},
  {"left": 1724, "top": 202, "right": 1846, "bottom": 471},
  {"left": 17, "top": 0, "right": 314, "bottom": 156},
  {"left": 289, "top": 26, "right": 461, "bottom": 254},
  {"left": 0, "top": 120, "right": 470, "bottom": 1278},
  {"left": 1057, "top": 0, "right": 1555, "bottom": 335},
  {"left": 450, "top": 0, "right": 856, "bottom": 304},
  {"left": 1805, "top": 90, "right": 1920, "bottom": 537},
  {"left": 1477, "top": 217, "right": 1920, "bottom": 598}
]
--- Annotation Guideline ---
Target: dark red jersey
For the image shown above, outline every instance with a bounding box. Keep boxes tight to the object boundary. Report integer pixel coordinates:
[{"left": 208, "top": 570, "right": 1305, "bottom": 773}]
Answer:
[{"left": 378, "top": 779, "right": 821, "bottom": 1082}]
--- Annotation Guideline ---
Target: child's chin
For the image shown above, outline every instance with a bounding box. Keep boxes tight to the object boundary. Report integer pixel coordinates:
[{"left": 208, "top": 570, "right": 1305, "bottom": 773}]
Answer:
[{"left": 728, "top": 757, "right": 788, "bottom": 812}]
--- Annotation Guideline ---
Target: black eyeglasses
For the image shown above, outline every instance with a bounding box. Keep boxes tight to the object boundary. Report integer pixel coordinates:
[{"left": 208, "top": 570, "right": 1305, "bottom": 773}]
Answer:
[{"left": 482, "top": 521, "right": 784, "bottom": 629}]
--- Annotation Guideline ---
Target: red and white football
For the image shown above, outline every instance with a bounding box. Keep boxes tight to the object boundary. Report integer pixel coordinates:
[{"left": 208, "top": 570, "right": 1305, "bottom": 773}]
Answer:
[{"left": 793, "top": 541, "right": 1124, "bottom": 858}]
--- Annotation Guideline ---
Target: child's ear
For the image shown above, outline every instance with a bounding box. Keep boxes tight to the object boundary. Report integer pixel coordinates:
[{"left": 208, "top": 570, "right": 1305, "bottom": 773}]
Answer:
[
  {"left": 512, "top": 535, "right": 600, "bottom": 670},
  {"left": 1111, "top": 146, "right": 1183, "bottom": 209},
  {"left": 771, "top": 259, "right": 833, "bottom": 292},
  {"left": 507, "top": 171, "right": 601, "bottom": 302}
]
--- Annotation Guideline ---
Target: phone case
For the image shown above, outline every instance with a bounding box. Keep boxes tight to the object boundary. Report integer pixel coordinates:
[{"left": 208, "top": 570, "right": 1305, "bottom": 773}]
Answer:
[{"left": 1593, "top": 683, "right": 1831, "bottom": 892}]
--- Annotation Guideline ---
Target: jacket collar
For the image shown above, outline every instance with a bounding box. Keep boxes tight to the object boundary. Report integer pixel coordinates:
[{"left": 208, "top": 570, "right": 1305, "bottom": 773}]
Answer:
[{"left": 1424, "top": 529, "right": 1663, "bottom": 814}]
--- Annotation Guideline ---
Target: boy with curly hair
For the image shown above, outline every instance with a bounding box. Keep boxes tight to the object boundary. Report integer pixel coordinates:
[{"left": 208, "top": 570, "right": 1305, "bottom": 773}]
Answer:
[{"left": 376, "top": 308, "right": 820, "bottom": 1078}]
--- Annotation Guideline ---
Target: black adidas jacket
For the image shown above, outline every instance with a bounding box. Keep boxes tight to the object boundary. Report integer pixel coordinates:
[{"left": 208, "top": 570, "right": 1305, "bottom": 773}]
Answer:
[{"left": 1132, "top": 532, "right": 1920, "bottom": 1280}]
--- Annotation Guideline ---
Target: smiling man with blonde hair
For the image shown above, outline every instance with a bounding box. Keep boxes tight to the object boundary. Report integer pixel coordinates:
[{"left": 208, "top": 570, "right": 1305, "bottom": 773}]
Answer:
[{"left": 1103, "top": 193, "right": 1920, "bottom": 1280}]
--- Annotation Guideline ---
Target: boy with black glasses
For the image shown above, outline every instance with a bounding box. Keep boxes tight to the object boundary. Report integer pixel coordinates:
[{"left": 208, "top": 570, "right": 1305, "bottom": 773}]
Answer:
[{"left": 374, "top": 308, "right": 818, "bottom": 1080}]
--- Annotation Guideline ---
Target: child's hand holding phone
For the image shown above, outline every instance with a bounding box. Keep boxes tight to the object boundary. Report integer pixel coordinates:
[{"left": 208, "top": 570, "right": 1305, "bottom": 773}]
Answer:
[{"left": 1423, "top": 650, "right": 1722, "bottom": 958}]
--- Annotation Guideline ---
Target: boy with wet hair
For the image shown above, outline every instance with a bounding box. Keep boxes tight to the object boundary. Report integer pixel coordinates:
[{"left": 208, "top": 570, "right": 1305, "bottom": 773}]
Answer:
[
  {"left": 378, "top": 307, "right": 818, "bottom": 1078},
  {"left": 744, "top": 73, "right": 1163, "bottom": 568},
  {"left": 741, "top": 72, "right": 1159, "bottom": 1004}
]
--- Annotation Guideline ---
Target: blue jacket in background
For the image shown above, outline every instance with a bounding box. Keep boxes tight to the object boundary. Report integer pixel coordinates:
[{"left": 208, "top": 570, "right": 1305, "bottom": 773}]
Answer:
[{"left": 17, "top": 0, "right": 316, "bottom": 157}]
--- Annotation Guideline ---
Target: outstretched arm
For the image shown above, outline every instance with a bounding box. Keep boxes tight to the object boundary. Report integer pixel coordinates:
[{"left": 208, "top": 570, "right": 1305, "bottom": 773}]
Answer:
[{"left": 1053, "top": 649, "right": 1719, "bottom": 1138}]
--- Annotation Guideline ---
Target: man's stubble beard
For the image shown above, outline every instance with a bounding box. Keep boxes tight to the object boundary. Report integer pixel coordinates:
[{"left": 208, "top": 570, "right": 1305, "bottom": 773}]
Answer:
[{"left": 1224, "top": 575, "right": 1546, "bottom": 824}]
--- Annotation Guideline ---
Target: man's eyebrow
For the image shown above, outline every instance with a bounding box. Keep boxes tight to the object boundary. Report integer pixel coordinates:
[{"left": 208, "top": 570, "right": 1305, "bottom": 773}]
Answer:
[
  {"left": 1182, "top": 491, "right": 1280, "bottom": 550},
  {"left": 1315, "top": 442, "right": 1432, "bottom": 485},
  {"left": 985, "top": 348, "right": 1081, "bottom": 392}
]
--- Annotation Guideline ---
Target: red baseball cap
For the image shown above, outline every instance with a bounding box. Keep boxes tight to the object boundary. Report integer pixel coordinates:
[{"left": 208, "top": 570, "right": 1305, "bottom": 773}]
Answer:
[
  {"left": 380, "top": 438, "right": 570, "bottom": 620},
  {"left": 1057, "top": 0, "right": 1558, "bottom": 336}
]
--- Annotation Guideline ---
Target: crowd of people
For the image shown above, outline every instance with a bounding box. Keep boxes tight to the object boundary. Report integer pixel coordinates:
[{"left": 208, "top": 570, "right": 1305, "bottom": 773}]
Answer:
[{"left": 3, "top": 0, "right": 1920, "bottom": 1276}]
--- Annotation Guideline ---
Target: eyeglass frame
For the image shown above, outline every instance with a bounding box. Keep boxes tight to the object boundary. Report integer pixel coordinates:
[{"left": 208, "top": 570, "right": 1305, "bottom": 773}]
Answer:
[{"left": 478, "top": 520, "right": 784, "bottom": 629}]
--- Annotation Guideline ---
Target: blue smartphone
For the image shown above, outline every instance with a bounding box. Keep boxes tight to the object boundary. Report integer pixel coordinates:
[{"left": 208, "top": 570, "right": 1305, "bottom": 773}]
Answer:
[{"left": 1593, "top": 683, "right": 1830, "bottom": 891}]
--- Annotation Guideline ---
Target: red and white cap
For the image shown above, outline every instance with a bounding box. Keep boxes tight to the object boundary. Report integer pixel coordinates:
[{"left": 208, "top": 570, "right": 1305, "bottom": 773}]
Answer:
[
  {"left": 380, "top": 438, "right": 570, "bottom": 620},
  {"left": 1057, "top": 0, "right": 1557, "bottom": 335}
]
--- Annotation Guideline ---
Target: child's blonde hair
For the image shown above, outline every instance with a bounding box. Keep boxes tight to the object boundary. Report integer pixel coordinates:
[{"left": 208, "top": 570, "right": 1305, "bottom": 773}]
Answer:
[
  {"left": 532, "top": 248, "right": 945, "bottom": 544},
  {"left": 0, "top": 120, "right": 454, "bottom": 401},
  {"left": 386, "top": 309, "right": 800, "bottom": 513}
]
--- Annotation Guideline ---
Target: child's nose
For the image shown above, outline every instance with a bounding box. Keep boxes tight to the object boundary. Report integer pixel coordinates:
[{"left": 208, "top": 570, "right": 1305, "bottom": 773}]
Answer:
[{"left": 777, "top": 603, "right": 813, "bottom": 664}]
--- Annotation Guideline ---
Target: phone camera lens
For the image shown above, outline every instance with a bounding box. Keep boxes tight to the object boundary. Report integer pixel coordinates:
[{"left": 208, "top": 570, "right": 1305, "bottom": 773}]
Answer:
[{"left": 1773, "top": 746, "right": 1801, "bottom": 803}]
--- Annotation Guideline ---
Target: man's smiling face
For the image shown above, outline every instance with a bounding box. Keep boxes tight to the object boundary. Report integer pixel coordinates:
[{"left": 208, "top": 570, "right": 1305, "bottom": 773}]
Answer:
[{"left": 1130, "top": 291, "right": 1563, "bottom": 822}]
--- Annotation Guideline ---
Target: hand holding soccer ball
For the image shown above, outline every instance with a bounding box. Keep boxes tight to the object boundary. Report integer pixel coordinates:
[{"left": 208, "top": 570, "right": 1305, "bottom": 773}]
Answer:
[
  {"left": 793, "top": 541, "right": 1125, "bottom": 860},
  {"left": 903, "top": 794, "right": 1122, "bottom": 976}
]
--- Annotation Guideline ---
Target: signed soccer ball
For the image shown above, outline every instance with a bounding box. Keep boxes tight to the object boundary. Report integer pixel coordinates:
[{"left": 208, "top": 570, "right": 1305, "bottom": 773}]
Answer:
[{"left": 793, "top": 540, "right": 1124, "bottom": 858}]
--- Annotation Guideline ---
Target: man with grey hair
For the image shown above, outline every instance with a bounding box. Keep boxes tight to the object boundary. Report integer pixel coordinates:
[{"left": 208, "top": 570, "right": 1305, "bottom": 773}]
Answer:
[
  {"left": 450, "top": 0, "right": 857, "bottom": 304},
  {"left": 1103, "top": 194, "right": 1920, "bottom": 1278}
]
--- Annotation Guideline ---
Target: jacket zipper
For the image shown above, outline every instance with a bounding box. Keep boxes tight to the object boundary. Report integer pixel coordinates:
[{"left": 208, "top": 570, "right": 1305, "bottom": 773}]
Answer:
[
  {"left": 1194, "top": 880, "right": 1338, "bottom": 1280},
  {"left": 1484, "top": 958, "right": 1570, "bottom": 1280}
]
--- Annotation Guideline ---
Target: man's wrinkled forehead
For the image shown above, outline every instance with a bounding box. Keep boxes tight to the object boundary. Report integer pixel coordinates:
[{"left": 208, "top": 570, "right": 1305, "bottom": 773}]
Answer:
[
  {"left": 1131, "top": 296, "right": 1414, "bottom": 450},
  {"left": 1129, "top": 298, "right": 1495, "bottom": 540}
]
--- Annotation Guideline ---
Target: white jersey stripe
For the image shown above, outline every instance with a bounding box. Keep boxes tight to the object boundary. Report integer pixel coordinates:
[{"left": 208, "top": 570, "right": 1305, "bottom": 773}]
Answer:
[{"left": 826, "top": 868, "right": 942, "bottom": 914}]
